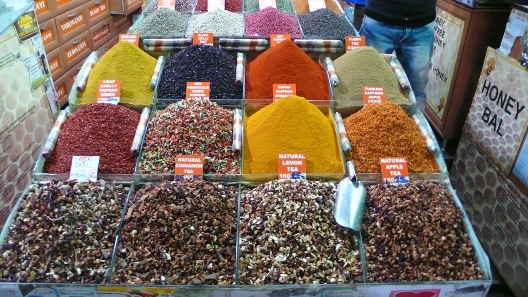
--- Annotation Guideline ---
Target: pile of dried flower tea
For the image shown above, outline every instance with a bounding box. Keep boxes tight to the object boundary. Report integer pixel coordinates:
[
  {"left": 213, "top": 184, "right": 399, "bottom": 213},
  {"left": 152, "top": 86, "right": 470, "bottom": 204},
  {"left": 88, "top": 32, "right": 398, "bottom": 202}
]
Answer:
[{"left": 343, "top": 101, "right": 439, "bottom": 173}]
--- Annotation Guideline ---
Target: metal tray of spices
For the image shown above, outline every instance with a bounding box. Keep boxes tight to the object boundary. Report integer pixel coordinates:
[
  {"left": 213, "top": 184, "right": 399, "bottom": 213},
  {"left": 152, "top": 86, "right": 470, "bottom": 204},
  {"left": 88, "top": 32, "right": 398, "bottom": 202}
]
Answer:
[
  {"left": 108, "top": 180, "right": 240, "bottom": 285},
  {"left": 359, "top": 179, "right": 492, "bottom": 285},
  {"left": 333, "top": 53, "right": 417, "bottom": 115},
  {"left": 243, "top": 51, "right": 335, "bottom": 104},
  {"left": 134, "top": 99, "right": 245, "bottom": 182},
  {"left": 185, "top": 11, "right": 245, "bottom": 40},
  {"left": 0, "top": 180, "right": 133, "bottom": 284},
  {"left": 336, "top": 107, "right": 448, "bottom": 183},
  {"left": 68, "top": 50, "right": 164, "bottom": 107},
  {"left": 241, "top": 102, "right": 347, "bottom": 182},
  {"left": 33, "top": 105, "right": 150, "bottom": 182}
]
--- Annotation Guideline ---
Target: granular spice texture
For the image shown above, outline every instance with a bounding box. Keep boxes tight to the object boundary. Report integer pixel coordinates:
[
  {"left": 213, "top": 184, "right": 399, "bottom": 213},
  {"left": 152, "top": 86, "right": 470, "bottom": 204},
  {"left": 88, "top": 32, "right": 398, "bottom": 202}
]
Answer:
[
  {"left": 113, "top": 180, "right": 238, "bottom": 284},
  {"left": 333, "top": 46, "right": 409, "bottom": 107},
  {"left": 139, "top": 99, "right": 240, "bottom": 174},
  {"left": 44, "top": 103, "right": 140, "bottom": 174},
  {"left": 298, "top": 9, "right": 355, "bottom": 39},
  {"left": 185, "top": 9, "right": 243, "bottom": 38},
  {"left": 343, "top": 101, "right": 439, "bottom": 173},
  {"left": 133, "top": 8, "right": 189, "bottom": 37},
  {"left": 363, "top": 181, "right": 485, "bottom": 282},
  {"left": 243, "top": 96, "right": 343, "bottom": 174},
  {"left": 244, "top": 0, "right": 293, "bottom": 13},
  {"left": 245, "top": 39, "right": 330, "bottom": 101},
  {"left": 78, "top": 41, "right": 157, "bottom": 106},
  {"left": 239, "top": 180, "right": 362, "bottom": 284},
  {"left": 158, "top": 45, "right": 242, "bottom": 103},
  {"left": 244, "top": 7, "right": 301, "bottom": 38},
  {"left": 195, "top": 0, "right": 242, "bottom": 11}
]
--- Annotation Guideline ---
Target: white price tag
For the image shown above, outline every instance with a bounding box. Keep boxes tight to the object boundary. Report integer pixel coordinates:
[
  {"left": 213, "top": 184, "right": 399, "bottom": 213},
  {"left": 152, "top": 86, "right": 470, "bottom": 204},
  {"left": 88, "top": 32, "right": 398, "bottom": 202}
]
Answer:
[{"left": 69, "top": 156, "right": 100, "bottom": 182}]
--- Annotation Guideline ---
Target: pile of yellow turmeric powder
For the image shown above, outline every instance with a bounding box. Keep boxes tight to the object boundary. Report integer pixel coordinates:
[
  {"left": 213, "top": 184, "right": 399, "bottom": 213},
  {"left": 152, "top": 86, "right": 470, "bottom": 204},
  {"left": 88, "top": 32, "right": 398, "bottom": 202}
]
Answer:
[{"left": 243, "top": 95, "right": 344, "bottom": 175}]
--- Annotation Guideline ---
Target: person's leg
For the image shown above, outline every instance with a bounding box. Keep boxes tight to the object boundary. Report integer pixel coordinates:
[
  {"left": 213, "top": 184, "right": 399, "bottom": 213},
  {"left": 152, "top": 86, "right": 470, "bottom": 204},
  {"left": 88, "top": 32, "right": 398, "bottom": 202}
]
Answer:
[
  {"left": 359, "top": 15, "right": 402, "bottom": 55},
  {"left": 394, "top": 22, "right": 434, "bottom": 112},
  {"left": 353, "top": 4, "right": 365, "bottom": 31}
]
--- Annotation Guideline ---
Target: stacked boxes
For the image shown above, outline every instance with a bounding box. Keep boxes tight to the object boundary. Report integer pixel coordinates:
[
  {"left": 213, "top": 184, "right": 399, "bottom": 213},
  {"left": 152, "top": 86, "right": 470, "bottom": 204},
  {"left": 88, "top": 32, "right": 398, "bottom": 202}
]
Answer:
[{"left": 34, "top": 0, "right": 140, "bottom": 107}]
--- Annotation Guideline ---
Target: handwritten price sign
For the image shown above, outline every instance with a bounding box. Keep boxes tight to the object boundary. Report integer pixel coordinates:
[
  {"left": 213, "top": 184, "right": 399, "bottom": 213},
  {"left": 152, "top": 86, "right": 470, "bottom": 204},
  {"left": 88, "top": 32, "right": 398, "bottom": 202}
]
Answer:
[{"left": 69, "top": 156, "right": 100, "bottom": 182}]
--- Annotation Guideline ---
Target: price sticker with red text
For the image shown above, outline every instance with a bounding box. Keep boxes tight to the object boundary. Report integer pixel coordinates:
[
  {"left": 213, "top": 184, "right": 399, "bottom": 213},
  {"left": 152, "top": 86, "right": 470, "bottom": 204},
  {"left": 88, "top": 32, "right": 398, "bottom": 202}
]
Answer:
[
  {"left": 118, "top": 34, "right": 139, "bottom": 46},
  {"left": 270, "top": 34, "right": 290, "bottom": 46},
  {"left": 158, "top": 0, "right": 175, "bottom": 9},
  {"left": 186, "top": 82, "right": 210, "bottom": 99},
  {"left": 273, "top": 84, "right": 296, "bottom": 101},
  {"left": 175, "top": 155, "right": 204, "bottom": 180},
  {"left": 345, "top": 36, "right": 365, "bottom": 52},
  {"left": 362, "top": 86, "right": 386, "bottom": 104},
  {"left": 97, "top": 79, "right": 121, "bottom": 104},
  {"left": 380, "top": 157, "right": 409, "bottom": 184},
  {"left": 193, "top": 32, "right": 214, "bottom": 46},
  {"left": 278, "top": 153, "right": 306, "bottom": 180}
]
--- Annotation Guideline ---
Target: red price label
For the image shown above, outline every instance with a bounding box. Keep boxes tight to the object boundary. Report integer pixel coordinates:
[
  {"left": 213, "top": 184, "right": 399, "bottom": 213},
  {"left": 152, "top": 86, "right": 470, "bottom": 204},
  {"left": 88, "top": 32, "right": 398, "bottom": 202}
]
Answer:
[
  {"left": 186, "top": 82, "right": 210, "bottom": 99},
  {"left": 270, "top": 34, "right": 290, "bottom": 46},
  {"left": 362, "top": 86, "right": 386, "bottom": 104},
  {"left": 97, "top": 79, "right": 121, "bottom": 104},
  {"left": 118, "top": 34, "right": 139, "bottom": 46},
  {"left": 193, "top": 32, "right": 214, "bottom": 46},
  {"left": 345, "top": 36, "right": 365, "bottom": 52},
  {"left": 278, "top": 153, "right": 306, "bottom": 180},
  {"left": 273, "top": 84, "right": 296, "bottom": 101},
  {"left": 380, "top": 157, "right": 409, "bottom": 184},
  {"left": 175, "top": 155, "right": 204, "bottom": 178}
]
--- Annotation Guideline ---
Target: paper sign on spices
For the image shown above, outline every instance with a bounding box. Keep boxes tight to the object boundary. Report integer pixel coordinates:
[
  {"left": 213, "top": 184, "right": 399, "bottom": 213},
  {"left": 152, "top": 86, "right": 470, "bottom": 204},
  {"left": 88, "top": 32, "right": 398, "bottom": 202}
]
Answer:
[
  {"left": 158, "top": 0, "right": 175, "bottom": 9},
  {"left": 175, "top": 155, "right": 204, "bottom": 178},
  {"left": 345, "top": 36, "right": 365, "bottom": 52},
  {"left": 270, "top": 34, "right": 290, "bottom": 47},
  {"left": 273, "top": 84, "right": 296, "bottom": 101},
  {"left": 70, "top": 156, "right": 100, "bottom": 182},
  {"left": 193, "top": 33, "right": 214, "bottom": 46},
  {"left": 362, "top": 86, "right": 386, "bottom": 104},
  {"left": 186, "top": 82, "right": 210, "bottom": 99},
  {"left": 118, "top": 34, "right": 139, "bottom": 46},
  {"left": 308, "top": 0, "right": 325, "bottom": 11},
  {"left": 259, "top": 0, "right": 276, "bottom": 9},
  {"left": 380, "top": 157, "right": 409, "bottom": 184},
  {"left": 97, "top": 79, "right": 121, "bottom": 104},
  {"left": 208, "top": 0, "right": 225, "bottom": 11},
  {"left": 278, "top": 153, "right": 306, "bottom": 180}
]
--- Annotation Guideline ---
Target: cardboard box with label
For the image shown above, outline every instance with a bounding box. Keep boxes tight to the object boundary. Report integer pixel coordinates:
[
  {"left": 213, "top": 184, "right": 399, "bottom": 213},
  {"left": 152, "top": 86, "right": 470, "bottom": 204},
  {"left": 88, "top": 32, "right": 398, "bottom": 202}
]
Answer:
[
  {"left": 47, "top": 46, "right": 66, "bottom": 81},
  {"left": 39, "top": 18, "right": 59, "bottom": 53},
  {"left": 89, "top": 16, "right": 113, "bottom": 49},
  {"left": 60, "top": 30, "right": 92, "bottom": 70},
  {"left": 108, "top": 0, "right": 141, "bottom": 15},
  {"left": 53, "top": 73, "right": 70, "bottom": 107},
  {"left": 34, "top": 0, "right": 55, "bottom": 23},
  {"left": 55, "top": 5, "right": 89, "bottom": 44},
  {"left": 86, "top": 0, "right": 110, "bottom": 26}
]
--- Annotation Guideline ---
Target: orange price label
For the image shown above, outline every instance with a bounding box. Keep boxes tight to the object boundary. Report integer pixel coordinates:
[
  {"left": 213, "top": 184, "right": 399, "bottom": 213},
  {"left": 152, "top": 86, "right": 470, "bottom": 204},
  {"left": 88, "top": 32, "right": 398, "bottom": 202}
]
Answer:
[
  {"left": 362, "top": 86, "right": 386, "bottom": 104},
  {"left": 158, "top": 0, "right": 175, "bottom": 9},
  {"left": 278, "top": 153, "right": 306, "bottom": 180},
  {"left": 119, "top": 34, "right": 139, "bottom": 46},
  {"left": 208, "top": 0, "right": 225, "bottom": 11},
  {"left": 345, "top": 36, "right": 365, "bottom": 52},
  {"left": 380, "top": 157, "right": 409, "bottom": 184},
  {"left": 273, "top": 84, "right": 296, "bottom": 101},
  {"left": 193, "top": 32, "right": 214, "bottom": 45},
  {"left": 270, "top": 34, "right": 290, "bottom": 46},
  {"left": 175, "top": 155, "right": 204, "bottom": 179},
  {"left": 259, "top": 0, "right": 276, "bottom": 9},
  {"left": 308, "top": 0, "right": 325, "bottom": 11},
  {"left": 186, "top": 82, "right": 211, "bottom": 99},
  {"left": 97, "top": 79, "right": 121, "bottom": 104}
]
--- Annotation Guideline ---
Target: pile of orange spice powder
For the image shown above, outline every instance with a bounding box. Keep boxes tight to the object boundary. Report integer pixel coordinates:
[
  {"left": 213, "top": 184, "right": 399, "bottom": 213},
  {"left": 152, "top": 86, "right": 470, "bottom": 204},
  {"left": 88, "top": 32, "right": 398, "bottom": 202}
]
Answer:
[{"left": 343, "top": 101, "right": 440, "bottom": 173}]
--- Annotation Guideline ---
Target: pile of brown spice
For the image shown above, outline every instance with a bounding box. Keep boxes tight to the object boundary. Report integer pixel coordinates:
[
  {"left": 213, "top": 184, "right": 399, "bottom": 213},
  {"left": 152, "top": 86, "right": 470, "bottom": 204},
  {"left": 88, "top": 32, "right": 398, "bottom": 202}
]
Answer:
[{"left": 343, "top": 101, "right": 439, "bottom": 173}]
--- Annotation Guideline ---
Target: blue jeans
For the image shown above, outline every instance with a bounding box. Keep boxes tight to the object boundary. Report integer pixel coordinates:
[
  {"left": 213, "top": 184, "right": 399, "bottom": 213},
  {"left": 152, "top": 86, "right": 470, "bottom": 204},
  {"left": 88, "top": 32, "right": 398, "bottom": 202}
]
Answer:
[{"left": 359, "top": 15, "right": 434, "bottom": 111}]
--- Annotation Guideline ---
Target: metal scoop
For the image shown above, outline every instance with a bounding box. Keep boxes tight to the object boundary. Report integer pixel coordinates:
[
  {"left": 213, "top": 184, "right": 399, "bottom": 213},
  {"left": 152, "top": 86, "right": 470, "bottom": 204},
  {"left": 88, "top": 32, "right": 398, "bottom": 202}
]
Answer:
[{"left": 334, "top": 160, "right": 367, "bottom": 231}]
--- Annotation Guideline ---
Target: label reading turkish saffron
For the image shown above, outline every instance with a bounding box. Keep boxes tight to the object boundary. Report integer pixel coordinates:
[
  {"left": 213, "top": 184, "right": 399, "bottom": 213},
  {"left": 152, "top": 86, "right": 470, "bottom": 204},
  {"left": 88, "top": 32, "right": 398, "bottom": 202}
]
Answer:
[
  {"left": 362, "top": 86, "right": 386, "bottom": 104},
  {"left": 70, "top": 156, "right": 100, "bottom": 182},
  {"left": 97, "top": 79, "right": 121, "bottom": 104},
  {"left": 273, "top": 84, "right": 296, "bottom": 101},
  {"left": 259, "top": 0, "right": 276, "bottom": 9},
  {"left": 270, "top": 34, "right": 290, "bottom": 46},
  {"left": 380, "top": 157, "right": 409, "bottom": 184},
  {"left": 186, "top": 82, "right": 210, "bottom": 99},
  {"left": 278, "top": 153, "right": 306, "bottom": 180},
  {"left": 175, "top": 155, "right": 204, "bottom": 180},
  {"left": 208, "top": 0, "right": 225, "bottom": 11},
  {"left": 308, "top": 0, "right": 325, "bottom": 11},
  {"left": 158, "top": 0, "right": 175, "bottom": 9},
  {"left": 118, "top": 34, "right": 139, "bottom": 46},
  {"left": 345, "top": 36, "right": 365, "bottom": 52},
  {"left": 193, "top": 32, "right": 213, "bottom": 46}
]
